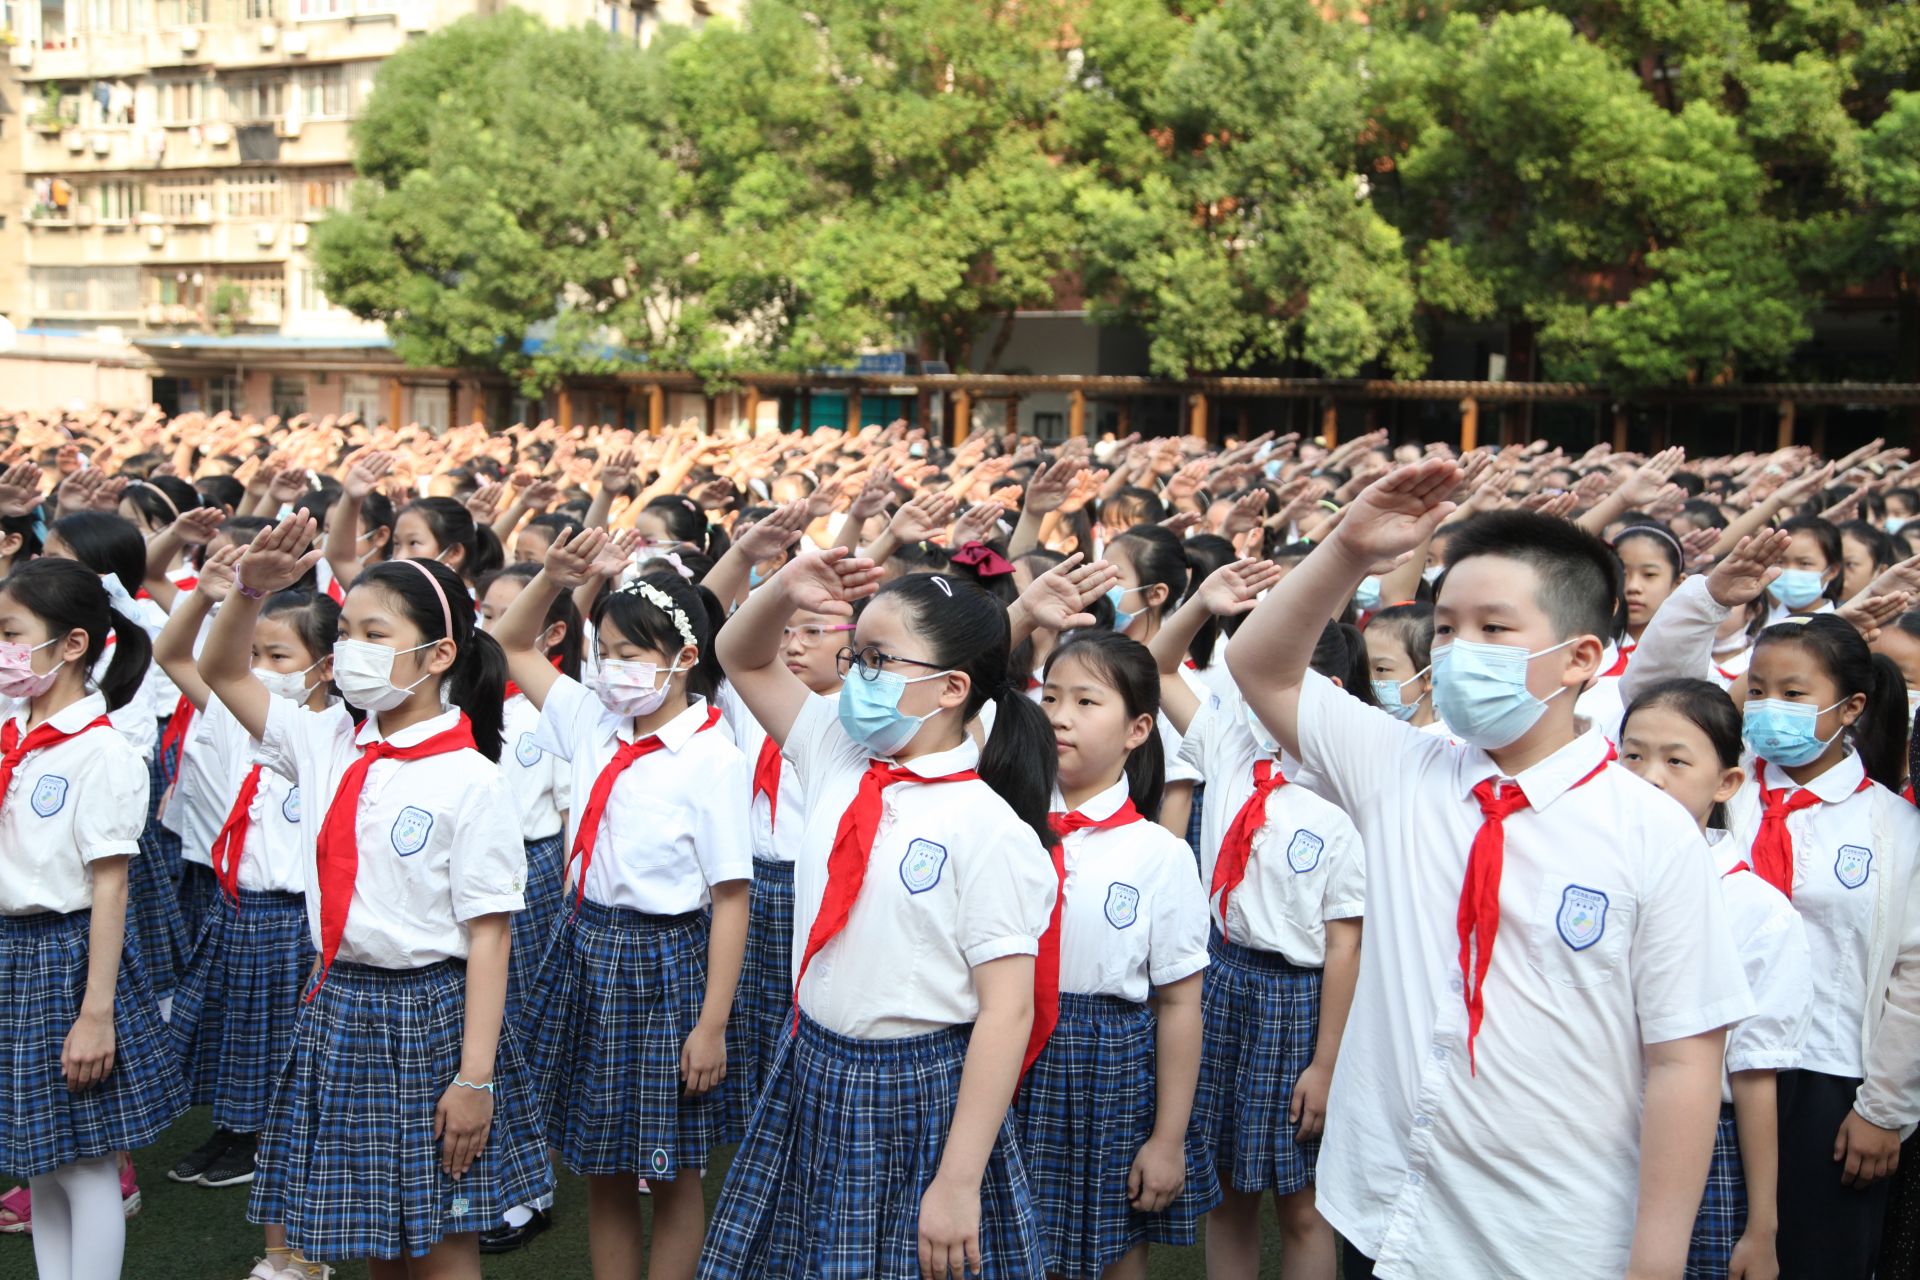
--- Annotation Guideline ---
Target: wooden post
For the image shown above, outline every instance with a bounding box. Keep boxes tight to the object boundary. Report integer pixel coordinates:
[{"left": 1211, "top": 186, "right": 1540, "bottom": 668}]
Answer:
[
  {"left": 1320, "top": 399, "right": 1339, "bottom": 447},
  {"left": 1810, "top": 406, "right": 1827, "bottom": 458},
  {"left": 1458, "top": 396, "right": 1478, "bottom": 452},
  {"left": 952, "top": 390, "right": 972, "bottom": 444},
  {"left": 743, "top": 387, "right": 761, "bottom": 434},
  {"left": 388, "top": 378, "right": 405, "bottom": 431},
  {"left": 647, "top": 384, "right": 665, "bottom": 436},
  {"left": 1189, "top": 392, "right": 1209, "bottom": 441},
  {"left": 1612, "top": 404, "right": 1629, "bottom": 453},
  {"left": 1068, "top": 388, "right": 1086, "bottom": 438},
  {"left": 847, "top": 389, "right": 863, "bottom": 433},
  {"left": 1116, "top": 400, "right": 1131, "bottom": 438},
  {"left": 703, "top": 394, "right": 717, "bottom": 434},
  {"left": 556, "top": 385, "right": 573, "bottom": 432},
  {"left": 1776, "top": 400, "right": 1796, "bottom": 450}
]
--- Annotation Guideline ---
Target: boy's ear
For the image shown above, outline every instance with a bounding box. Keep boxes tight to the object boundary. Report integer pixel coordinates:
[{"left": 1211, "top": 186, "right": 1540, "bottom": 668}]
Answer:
[{"left": 1560, "top": 634, "right": 1607, "bottom": 690}]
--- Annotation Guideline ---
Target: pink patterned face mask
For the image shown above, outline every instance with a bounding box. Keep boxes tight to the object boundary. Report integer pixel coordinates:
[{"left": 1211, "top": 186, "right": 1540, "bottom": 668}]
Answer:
[{"left": 0, "top": 638, "right": 65, "bottom": 699}]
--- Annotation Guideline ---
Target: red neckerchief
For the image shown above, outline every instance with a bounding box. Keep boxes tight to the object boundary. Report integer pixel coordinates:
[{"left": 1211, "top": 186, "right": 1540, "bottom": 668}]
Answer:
[
  {"left": 209, "top": 764, "right": 264, "bottom": 902},
  {"left": 1211, "top": 759, "right": 1288, "bottom": 943},
  {"left": 159, "top": 693, "right": 196, "bottom": 787},
  {"left": 1749, "top": 761, "right": 1872, "bottom": 899},
  {"left": 1033, "top": 798, "right": 1143, "bottom": 1076},
  {"left": 752, "top": 736, "right": 782, "bottom": 831},
  {"left": 504, "top": 653, "right": 564, "bottom": 703},
  {"left": 0, "top": 714, "right": 112, "bottom": 817},
  {"left": 792, "top": 759, "right": 980, "bottom": 1027},
  {"left": 309, "top": 714, "right": 477, "bottom": 999},
  {"left": 567, "top": 705, "right": 721, "bottom": 906},
  {"left": 1457, "top": 747, "right": 1614, "bottom": 1074}
]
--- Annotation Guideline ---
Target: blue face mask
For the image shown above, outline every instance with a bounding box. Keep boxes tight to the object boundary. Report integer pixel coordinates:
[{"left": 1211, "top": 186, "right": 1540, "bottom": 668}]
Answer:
[
  {"left": 1106, "top": 585, "right": 1146, "bottom": 632},
  {"left": 748, "top": 565, "right": 765, "bottom": 591},
  {"left": 1372, "top": 668, "right": 1429, "bottom": 722},
  {"left": 1243, "top": 702, "right": 1280, "bottom": 755},
  {"left": 1431, "top": 636, "right": 1576, "bottom": 750},
  {"left": 1889, "top": 517, "right": 1910, "bottom": 536},
  {"left": 1742, "top": 697, "right": 1846, "bottom": 767},
  {"left": 1771, "top": 568, "right": 1827, "bottom": 610},
  {"left": 836, "top": 666, "right": 951, "bottom": 758},
  {"left": 1353, "top": 576, "right": 1383, "bottom": 612}
]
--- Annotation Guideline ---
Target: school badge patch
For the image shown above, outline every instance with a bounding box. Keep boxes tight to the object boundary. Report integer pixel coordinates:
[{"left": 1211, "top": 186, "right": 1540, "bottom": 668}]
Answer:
[
  {"left": 390, "top": 805, "right": 434, "bottom": 857},
  {"left": 1104, "top": 882, "right": 1141, "bottom": 929},
  {"left": 899, "top": 839, "right": 948, "bottom": 894},
  {"left": 1556, "top": 885, "right": 1609, "bottom": 951},
  {"left": 650, "top": 1148, "right": 671, "bottom": 1177},
  {"left": 282, "top": 786, "right": 301, "bottom": 824},
  {"left": 29, "top": 775, "right": 68, "bottom": 817},
  {"left": 1286, "top": 829, "right": 1324, "bottom": 873},
  {"left": 1835, "top": 845, "right": 1873, "bottom": 890},
  {"left": 515, "top": 732, "right": 543, "bottom": 767}
]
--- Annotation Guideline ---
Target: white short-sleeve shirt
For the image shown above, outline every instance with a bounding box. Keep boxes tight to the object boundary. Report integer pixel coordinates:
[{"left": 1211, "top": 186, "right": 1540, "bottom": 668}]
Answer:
[
  {"left": 188, "top": 694, "right": 310, "bottom": 895},
  {"left": 1053, "top": 779, "right": 1210, "bottom": 1003},
  {"left": 1709, "top": 833, "right": 1811, "bottom": 1100},
  {"left": 1178, "top": 702, "right": 1364, "bottom": 966},
  {"left": 784, "top": 692, "right": 1058, "bottom": 1040},
  {"left": 161, "top": 697, "right": 224, "bottom": 867},
  {"left": 501, "top": 692, "right": 568, "bottom": 842},
  {"left": 716, "top": 680, "right": 805, "bottom": 864},
  {"left": 257, "top": 698, "right": 527, "bottom": 968},
  {"left": 0, "top": 692, "right": 149, "bottom": 916},
  {"left": 533, "top": 677, "right": 752, "bottom": 914},
  {"left": 1295, "top": 673, "right": 1753, "bottom": 1279}
]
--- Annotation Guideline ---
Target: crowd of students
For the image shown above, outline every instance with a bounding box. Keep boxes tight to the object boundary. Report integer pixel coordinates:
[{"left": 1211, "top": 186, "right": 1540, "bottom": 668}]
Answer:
[{"left": 1, "top": 402, "right": 1918, "bottom": 1280}]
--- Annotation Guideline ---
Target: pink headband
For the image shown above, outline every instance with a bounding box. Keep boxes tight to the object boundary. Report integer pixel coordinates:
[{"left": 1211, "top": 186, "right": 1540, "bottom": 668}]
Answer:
[{"left": 398, "top": 557, "right": 453, "bottom": 638}]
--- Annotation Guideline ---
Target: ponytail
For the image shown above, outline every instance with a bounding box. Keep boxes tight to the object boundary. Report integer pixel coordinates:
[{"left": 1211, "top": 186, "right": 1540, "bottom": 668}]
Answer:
[
  {"left": 1757, "top": 615, "right": 1906, "bottom": 789},
  {"left": 0, "top": 559, "right": 151, "bottom": 711},
  {"left": 1181, "top": 534, "right": 1237, "bottom": 670},
  {"left": 1313, "top": 620, "right": 1377, "bottom": 707},
  {"left": 450, "top": 629, "right": 509, "bottom": 763},
  {"left": 1860, "top": 653, "right": 1909, "bottom": 790},
  {"left": 361, "top": 558, "right": 504, "bottom": 761},
  {"left": 687, "top": 583, "right": 727, "bottom": 703},
  {"left": 100, "top": 606, "right": 152, "bottom": 711},
  {"left": 980, "top": 686, "right": 1061, "bottom": 850}
]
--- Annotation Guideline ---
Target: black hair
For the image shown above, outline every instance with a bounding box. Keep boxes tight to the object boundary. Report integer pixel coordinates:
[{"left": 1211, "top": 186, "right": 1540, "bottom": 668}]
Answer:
[
  {"left": 1444, "top": 510, "right": 1621, "bottom": 644},
  {"left": 0, "top": 557, "right": 150, "bottom": 710},
  {"left": 482, "top": 562, "right": 584, "bottom": 681},
  {"left": 1613, "top": 522, "right": 1684, "bottom": 580},
  {"left": 640, "top": 494, "right": 730, "bottom": 560},
  {"left": 1621, "top": 678, "right": 1743, "bottom": 828},
  {"left": 1680, "top": 498, "right": 1729, "bottom": 532},
  {"left": 1044, "top": 630, "right": 1165, "bottom": 820},
  {"left": 260, "top": 588, "right": 349, "bottom": 715},
  {"left": 221, "top": 514, "right": 273, "bottom": 546},
  {"left": 1840, "top": 519, "right": 1895, "bottom": 581},
  {"left": 195, "top": 473, "right": 244, "bottom": 513},
  {"left": 871, "top": 573, "right": 1056, "bottom": 850},
  {"left": 401, "top": 497, "right": 502, "bottom": 584},
  {"left": 359, "top": 488, "right": 397, "bottom": 559},
  {"left": 1180, "top": 533, "right": 1238, "bottom": 668},
  {"left": 50, "top": 511, "right": 147, "bottom": 599},
  {"left": 591, "top": 569, "right": 723, "bottom": 703},
  {"left": 1100, "top": 486, "right": 1167, "bottom": 530},
  {"left": 519, "top": 511, "right": 582, "bottom": 558},
  {"left": 945, "top": 541, "right": 1019, "bottom": 606},
  {"left": 352, "top": 558, "right": 506, "bottom": 761},
  {"left": 889, "top": 539, "right": 952, "bottom": 575},
  {"left": 0, "top": 506, "right": 44, "bottom": 566},
  {"left": 1753, "top": 615, "right": 1908, "bottom": 789},
  {"left": 1779, "top": 515, "right": 1846, "bottom": 604},
  {"left": 1366, "top": 601, "right": 1435, "bottom": 675},
  {"left": 120, "top": 477, "right": 197, "bottom": 532},
  {"left": 1109, "top": 524, "right": 1191, "bottom": 623},
  {"left": 1318, "top": 621, "right": 1377, "bottom": 706}
]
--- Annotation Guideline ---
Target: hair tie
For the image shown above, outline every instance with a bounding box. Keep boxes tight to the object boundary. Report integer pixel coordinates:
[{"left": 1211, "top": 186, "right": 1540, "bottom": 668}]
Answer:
[
  {"left": 135, "top": 480, "right": 180, "bottom": 523},
  {"left": 30, "top": 507, "right": 47, "bottom": 546},
  {"left": 931, "top": 576, "right": 954, "bottom": 598},
  {"left": 98, "top": 572, "right": 136, "bottom": 611},
  {"left": 658, "top": 550, "right": 695, "bottom": 582},
  {"left": 619, "top": 577, "right": 699, "bottom": 649},
  {"left": 950, "top": 541, "right": 1015, "bottom": 578},
  {"left": 1615, "top": 522, "right": 1684, "bottom": 561},
  {"left": 398, "top": 557, "right": 454, "bottom": 639}
]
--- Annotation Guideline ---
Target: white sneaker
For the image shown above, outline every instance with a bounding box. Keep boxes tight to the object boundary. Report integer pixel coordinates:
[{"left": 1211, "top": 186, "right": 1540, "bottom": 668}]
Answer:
[
  {"left": 244, "top": 1262, "right": 280, "bottom": 1280},
  {"left": 271, "top": 1264, "right": 333, "bottom": 1280}
]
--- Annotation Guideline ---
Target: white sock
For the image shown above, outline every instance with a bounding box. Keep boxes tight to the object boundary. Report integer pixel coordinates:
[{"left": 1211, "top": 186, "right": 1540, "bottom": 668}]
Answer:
[
  {"left": 56, "top": 1155, "right": 125, "bottom": 1280},
  {"left": 29, "top": 1170, "right": 73, "bottom": 1279},
  {"left": 501, "top": 1204, "right": 534, "bottom": 1229},
  {"left": 533, "top": 1189, "right": 554, "bottom": 1212}
]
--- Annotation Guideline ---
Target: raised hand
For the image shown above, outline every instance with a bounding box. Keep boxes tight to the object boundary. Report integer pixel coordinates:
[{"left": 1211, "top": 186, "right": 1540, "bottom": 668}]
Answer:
[
  {"left": 193, "top": 542, "right": 247, "bottom": 604},
  {"left": 0, "top": 461, "right": 45, "bottom": 517},
  {"left": 1329, "top": 460, "right": 1461, "bottom": 566},
  {"left": 1221, "top": 488, "right": 1269, "bottom": 537},
  {"left": 691, "top": 478, "right": 738, "bottom": 511},
  {"left": 343, "top": 450, "right": 396, "bottom": 500},
  {"left": 598, "top": 447, "right": 637, "bottom": 496},
  {"left": 1679, "top": 527, "right": 1720, "bottom": 572},
  {"left": 777, "top": 547, "right": 884, "bottom": 618},
  {"left": 1706, "top": 530, "right": 1790, "bottom": 609},
  {"left": 1163, "top": 458, "right": 1212, "bottom": 508},
  {"left": 464, "top": 479, "right": 506, "bottom": 525},
  {"left": 522, "top": 477, "right": 563, "bottom": 511},
  {"left": 950, "top": 500, "right": 1006, "bottom": 547},
  {"left": 1617, "top": 446, "right": 1686, "bottom": 510},
  {"left": 237, "top": 510, "right": 324, "bottom": 596},
  {"left": 1195, "top": 558, "right": 1286, "bottom": 616},
  {"left": 847, "top": 468, "right": 897, "bottom": 522},
  {"left": 544, "top": 527, "right": 611, "bottom": 590},
  {"left": 169, "top": 505, "right": 226, "bottom": 546},
  {"left": 888, "top": 491, "right": 960, "bottom": 545},
  {"left": 1837, "top": 591, "right": 1911, "bottom": 644},
  {"left": 1013, "top": 553, "right": 1120, "bottom": 634},
  {"left": 268, "top": 460, "right": 311, "bottom": 505},
  {"left": 733, "top": 500, "right": 809, "bottom": 563}
]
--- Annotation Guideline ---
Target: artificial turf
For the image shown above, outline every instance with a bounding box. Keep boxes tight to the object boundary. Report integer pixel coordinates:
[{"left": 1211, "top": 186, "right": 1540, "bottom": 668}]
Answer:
[{"left": 1, "top": 1107, "right": 1293, "bottom": 1277}]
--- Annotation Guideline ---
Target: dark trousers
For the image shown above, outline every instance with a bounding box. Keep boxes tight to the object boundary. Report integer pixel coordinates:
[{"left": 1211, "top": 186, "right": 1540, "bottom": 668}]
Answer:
[
  {"left": 1778, "top": 1069, "right": 1893, "bottom": 1279},
  {"left": 1340, "top": 1237, "right": 1376, "bottom": 1279}
]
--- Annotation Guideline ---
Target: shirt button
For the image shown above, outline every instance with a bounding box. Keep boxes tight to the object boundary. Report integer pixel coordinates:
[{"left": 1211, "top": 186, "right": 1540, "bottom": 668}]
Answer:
[
  {"left": 1448, "top": 975, "right": 1464, "bottom": 995},
  {"left": 1413, "top": 1115, "right": 1432, "bottom": 1129},
  {"left": 1431, "top": 1047, "right": 1449, "bottom": 1063},
  {"left": 1406, "top": 1171, "right": 1424, "bottom": 1187}
]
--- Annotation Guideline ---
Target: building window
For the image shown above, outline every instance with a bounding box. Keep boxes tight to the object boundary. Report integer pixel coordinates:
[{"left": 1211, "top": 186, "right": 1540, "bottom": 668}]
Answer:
[
  {"left": 294, "top": 170, "right": 352, "bottom": 219},
  {"left": 153, "top": 0, "right": 210, "bottom": 24},
  {"left": 154, "top": 176, "right": 213, "bottom": 222},
  {"left": 32, "top": 266, "right": 141, "bottom": 315},
  {"left": 156, "top": 78, "right": 209, "bottom": 125},
  {"left": 299, "top": 66, "right": 350, "bottom": 119},
  {"left": 206, "top": 374, "right": 240, "bottom": 414},
  {"left": 240, "top": 0, "right": 278, "bottom": 18},
  {"left": 77, "top": 0, "right": 142, "bottom": 36},
  {"left": 271, "top": 376, "right": 307, "bottom": 418},
  {"left": 223, "top": 172, "right": 283, "bottom": 218},
  {"left": 292, "top": 0, "right": 345, "bottom": 17},
  {"left": 219, "top": 267, "right": 287, "bottom": 324},
  {"left": 224, "top": 76, "right": 287, "bottom": 124},
  {"left": 154, "top": 270, "right": 204, "bottom": 310},
  {"left": 341, "top": 374, "right": 381, "bottom": 423},
  {"left": 94, "top": 180, "right": 144, "bottom": 222}
]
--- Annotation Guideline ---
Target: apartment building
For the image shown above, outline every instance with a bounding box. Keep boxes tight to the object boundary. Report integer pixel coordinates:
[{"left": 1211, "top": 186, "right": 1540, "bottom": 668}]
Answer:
[{"left": 0, "top": 0, "right": 731, "bottom": 417}]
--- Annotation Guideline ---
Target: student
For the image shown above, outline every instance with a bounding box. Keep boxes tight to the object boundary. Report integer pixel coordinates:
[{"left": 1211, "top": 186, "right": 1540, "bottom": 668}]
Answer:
[
  {"left": 1618, "top": 679, "right": 1811, "bottom": 1280},
  {"left": 1615, "top": 522, "right": 1688, "bottom": 653},
  {"left": 1870, "top": 611, "right": 1920, "bottom": 733},
  {"left": 495, "top": 528, "right": 750, "bottom": 1280},
  {"left": 1768, "top": 515, "right": 1845, "bottom": 622},
  {"left": 1363, "top": 602, "right": 1440, "bottom": 733},
  {"left": 1226, "top": 476, "right": 1751, "bottom": 1278},
  {"left": 321, "top": 451, "right": 397, "bottom": 604},
  {"left": 0, "top": 557, "right": 188, "bottom": 1280},
  {"left": 1148, "top": 558, "right": 1366, "bottom": 1280},
  {"left": 153, "top": 550, "right": 336, "bottom": 1279},
  {"left": 1634, "top": 545, "right": 1920, "bottom": 1278},
  {"left": 1841, "top": 520, "right": 1896, "bottom": 605},
  {"left": 391, "top": 497, "right": 503, "bottom": 591},
  {"left": 1019, "top": 629, "right": 1213, "bottom": 1279},
  {"left": 200, "top": 512, "right": 551, "bottom": 1279},
  {"left": 1102, "top": 523, "right": 1205, "bottom": 839},
  {"left": 700, "top": 551, "right": 1056, "bottom": 1279}
]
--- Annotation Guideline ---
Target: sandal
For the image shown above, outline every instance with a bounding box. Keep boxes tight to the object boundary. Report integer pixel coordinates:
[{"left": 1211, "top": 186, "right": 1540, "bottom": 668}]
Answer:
[
  {"left": 120, "top": 1157, "right": 141, "bottom": 1219},
  {"left": 0, "top": 1184, "right": 29, "bottom": 1234}
]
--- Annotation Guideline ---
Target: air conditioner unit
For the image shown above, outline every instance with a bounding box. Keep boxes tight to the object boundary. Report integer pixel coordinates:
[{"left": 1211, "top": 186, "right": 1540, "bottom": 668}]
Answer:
[
  {"left": 192, "top": 198, "right": 212, "bottom": 222},
  {"left": 136, "top": 211, "right": 162, "bottom": 225},
  {"left": 63, "top": 129, "right": 85, "bottom": 152},
  {"left": 178, "top": 28, "right": 201, "bottom": 53},
  {"left": 291, "top": 222, "right": 309, "bottom": 246},
  {"left": 146, "top": 225, "right": 167, "bottom": 247},
  {"left": 259, "top": 23, "right": 277, "bottom": 47},
  {"left": 146, "top": 303, "right": 168, "bottom": 324},
  {"left": 276, "top": 116, "right": 302, "bottom": 139},
  {"left": 9, "top": 43, "right": 32, "bottom": 69},
  {"left": 255, "top": 223, "right": 277, "bottom": 247},
  {"left": 401, "top": 0, "right": 429, "bottom": 32},
  {"left": 205, "top": 121, "right": 233, "bottom": 146},
  {"left": 282, "top": 30, "right": 309, "bottom": 55},
  {"left": 91, "top": 133, "right": 111, "bottom": 155},
  {"left": 74, "top": 205, "right": 96, "bottom": 226}
]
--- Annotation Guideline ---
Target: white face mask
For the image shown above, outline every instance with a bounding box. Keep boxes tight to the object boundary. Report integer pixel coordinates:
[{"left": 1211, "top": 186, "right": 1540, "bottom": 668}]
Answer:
[
  {"left": 331, "top": 638, "right": 436, "bottom": 712},
  {"left": 588, "top": 657, "right": 679, "bottom": 718},
  {"left": 253, "top": 660, "right": 321, "bottom": 704}
]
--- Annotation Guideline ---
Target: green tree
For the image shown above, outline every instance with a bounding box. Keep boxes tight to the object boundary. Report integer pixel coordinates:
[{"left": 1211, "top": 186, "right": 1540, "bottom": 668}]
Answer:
[
  {"left": 1065, "top": 0, "right": 1424, "bottom": 379},
  {"left": 312, "top": 11, "right": 716, "bottom": 394}
]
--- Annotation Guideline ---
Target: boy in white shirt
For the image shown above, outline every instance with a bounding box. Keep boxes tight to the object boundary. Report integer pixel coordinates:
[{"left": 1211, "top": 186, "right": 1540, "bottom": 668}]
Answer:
[{"left": 1226, "top": 463, "right": 1753, "bottom": 1279}]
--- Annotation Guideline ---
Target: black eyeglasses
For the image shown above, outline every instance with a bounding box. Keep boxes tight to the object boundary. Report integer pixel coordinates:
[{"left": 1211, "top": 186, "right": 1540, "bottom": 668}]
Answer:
[{"left": 836, "top": 644, "right": 946, "bottom": 682}]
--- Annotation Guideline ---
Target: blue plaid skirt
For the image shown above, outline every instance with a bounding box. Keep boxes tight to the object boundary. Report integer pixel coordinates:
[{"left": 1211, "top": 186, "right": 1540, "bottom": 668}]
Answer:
[
  {"left": 248, "top": 959, "right": 553, "bottom": 1260},
  {"left": 168, "top": 888, "right": 315, "bottom": 1133},
  {"left": 726, "top": 858, "right": 795, "bottom": 1137},
  {"left": 1015, "top": 993, "right": 1220, "bottom": 1277},
  {"left": 522, "top": 898, "right": 733, "bottom": 1176},
  {"left": 176, "top": 859, "right": 219, "bottom": 952},
  {"left": 1185, "top": 783, "right": 1206, "bottom": 865},
  {"left": 504, "top": 833, "right": 565, "bottom": 1032},
  {"left": 1192, "top": 932, "right": 1322, "bottom": 1196},
  {"left": 1685, "top": 1103, "right": 1745, "bottom": 1279},
  {"left": 699, "top": 1014, "right": 1046, "bottom": 1280},
  {"left": 0, "top": 910, "right": 188, "bottom": 1178}
]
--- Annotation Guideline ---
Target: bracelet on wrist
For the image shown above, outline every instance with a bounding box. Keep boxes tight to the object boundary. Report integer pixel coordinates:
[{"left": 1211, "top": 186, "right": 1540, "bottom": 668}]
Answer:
[
  {"left": 236, "top": 579, "right": 266, "bottom": 601},
  {"left": 451, "top": 1076, "right": 495, "bottom": 1095}
]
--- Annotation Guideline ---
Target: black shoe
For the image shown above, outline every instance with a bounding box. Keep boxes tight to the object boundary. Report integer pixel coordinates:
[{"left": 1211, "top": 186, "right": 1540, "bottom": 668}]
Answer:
[
  {"left": 478, "top": 1207, "right": 552, "bottom": 1254},
  {"left": 196, "top": 1133, "right": 257, "bottom": 1188},
  {"left": 166, "top": 1130, "right": 230, "bottom": 1184}
]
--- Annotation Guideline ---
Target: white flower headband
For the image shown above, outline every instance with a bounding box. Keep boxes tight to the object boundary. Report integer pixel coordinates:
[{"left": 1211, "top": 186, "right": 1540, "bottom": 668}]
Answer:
[{"left": 619, "top": 578, "right": 698, "bottom": 650}]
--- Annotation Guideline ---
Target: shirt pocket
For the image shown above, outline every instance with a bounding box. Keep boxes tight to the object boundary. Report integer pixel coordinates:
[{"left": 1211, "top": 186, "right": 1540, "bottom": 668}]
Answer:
[{"left": 1526, "top": 879, "right": 1631, "bottom": 989}]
